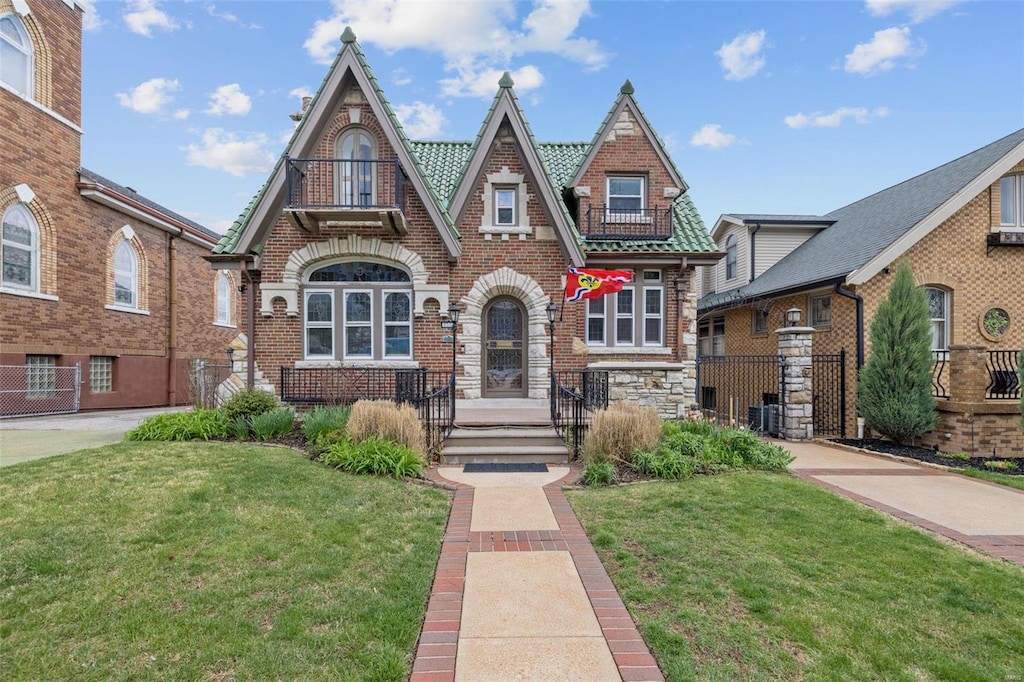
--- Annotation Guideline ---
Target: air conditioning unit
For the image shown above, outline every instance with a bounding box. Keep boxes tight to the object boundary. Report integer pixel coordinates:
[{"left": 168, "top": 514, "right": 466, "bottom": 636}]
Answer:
[{"left": 747, "top": 404, "right": 780, "bottom": 436}]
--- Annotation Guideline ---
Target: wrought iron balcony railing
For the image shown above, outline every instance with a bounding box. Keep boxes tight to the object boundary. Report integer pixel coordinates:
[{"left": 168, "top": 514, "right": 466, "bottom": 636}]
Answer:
[
  {"left": 584, "top": 205, "right": 673, "bottom": 241},
  {"left": 985, "top": 349, "right": 1021, "bottom": 400},
  {"left": 285, "top": 157, "right": 406, "bottom": 211}
]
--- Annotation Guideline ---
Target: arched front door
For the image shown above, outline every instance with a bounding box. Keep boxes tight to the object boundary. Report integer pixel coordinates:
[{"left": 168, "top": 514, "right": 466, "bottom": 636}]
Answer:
[{"left": 483, "top": 297, "right": 527, "bottom": 398}]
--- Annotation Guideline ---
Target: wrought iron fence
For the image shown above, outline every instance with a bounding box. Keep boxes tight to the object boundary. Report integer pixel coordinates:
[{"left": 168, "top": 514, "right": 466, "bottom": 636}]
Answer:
[
  {"left": 811, "top": 350, "right": 846, "bottom": 438},
  {"left": 416, "top": 374, "right": 455, "bottom": 456},
  {"left": 931, "top": 350, "right": 950, "bottom": 399},
  {"left": 285, "top": 158, "right": 406, "bottom": 211},
  {"left": 551, "top": 370, "right": 610, "bottom": 458},
  {"left": 0, "top": 364, "right": 81, "bottom": 418},
  {"left": 696, "top": 355, "right": 785, "bottom": 435},
  {"left": 188, "top": 359, "right": 232, "bottom": 409},
  {"left": 584, "top": 205, "right": 673, "bottom": 241},
  {"left": 985, "top": 350, "right": 1021, "bottom": 400}
]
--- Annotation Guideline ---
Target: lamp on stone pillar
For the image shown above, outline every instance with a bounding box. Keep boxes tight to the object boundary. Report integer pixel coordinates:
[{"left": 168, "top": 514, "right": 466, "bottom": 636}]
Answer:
[
  {"left": 785, "top": 307, "right": 803, "bottom": 327},
  {"left": 448, "top": 303, "right": 461, "bottom": 377}
]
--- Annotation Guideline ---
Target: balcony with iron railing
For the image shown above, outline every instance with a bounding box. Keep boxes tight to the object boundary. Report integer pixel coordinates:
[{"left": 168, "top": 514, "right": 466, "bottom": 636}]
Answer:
[
  {"left": 284, "top": 158, "right": 408, "bottom": 234},
  {"left": 584, "top": 205, "right": 674, "bottom": 241},
  {"left": 985, "top": 350, "right": 1021, "bottom": 400}
]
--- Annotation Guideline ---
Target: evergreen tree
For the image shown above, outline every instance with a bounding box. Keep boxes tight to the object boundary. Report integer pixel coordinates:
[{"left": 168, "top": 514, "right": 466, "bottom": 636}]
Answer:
[{"left": 857, "top": 260, "right": 937, "bottom": 444}]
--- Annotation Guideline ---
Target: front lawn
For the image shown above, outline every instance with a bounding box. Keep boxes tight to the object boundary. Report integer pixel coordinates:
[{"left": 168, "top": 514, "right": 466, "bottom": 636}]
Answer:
[
  {"left": 568, "top": 474, "right": 1024, "bottom": 681},
  {"left": 0, "top": 442, "right": 449, "bottom": 681}
]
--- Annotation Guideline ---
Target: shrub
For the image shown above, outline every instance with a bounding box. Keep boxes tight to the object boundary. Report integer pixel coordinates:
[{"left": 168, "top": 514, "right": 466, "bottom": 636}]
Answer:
[
  {"left": 221, "top": 389, "right": 278, "bottom": 423},
  {"left": 857, "top": 260, "right": 937, "bottom": 444},
  {"left": 301, "top": 406, "right": 351, "bottom": 443},
  {"left": 309, "top": 429, "right": 349, "bottom": 459},
  {"left": 228, "top": 414, "right": 250, "bottom": 440},
  {"left": 583, "top": 402, "right": 661, "bottom": 464},
  {"left": 125, "top": 409, "right": 228, "bottom": 441},
  {"left": 946, "top": 451, "right": 971, "bottom": 462},
  {"left": 347, "top": 400, "right": 425, "bottom": 454},
  {"left": 580, "top": 460, "right": 618, "bottom": 486},
  {"left": 250, "top": 408, "right": 296, "bottom": 441},
  {"left": 983, "top": 459, "right": 1016, "bottom": 471},
  {"left": 322, "top": 436, "right": 424, "bottom": 478},
  {"left": 666, "top": 418, "right": 717, "bottom": 440},
  {"left": 715, "top": 427, "right": 793, "bottom": 472},
  {"left": 633, "top": 447, "right": 698, "bottom": 480}
]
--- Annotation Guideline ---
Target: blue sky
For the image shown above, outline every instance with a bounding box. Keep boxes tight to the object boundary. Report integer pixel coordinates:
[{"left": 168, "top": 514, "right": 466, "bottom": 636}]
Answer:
[{"left": 79, "top": 0, "right": 1024, "bottom": 235}]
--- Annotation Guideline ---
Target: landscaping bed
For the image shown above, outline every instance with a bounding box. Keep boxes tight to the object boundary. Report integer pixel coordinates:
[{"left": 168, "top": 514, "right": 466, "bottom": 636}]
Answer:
[{"left": 832, "top": 438, "right": 1024, "bottom": 475}]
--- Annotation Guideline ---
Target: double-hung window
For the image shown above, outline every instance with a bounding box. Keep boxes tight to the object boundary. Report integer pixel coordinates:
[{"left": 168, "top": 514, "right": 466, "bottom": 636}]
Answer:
[
  {"left": 585, "top": 270, "right": 664, "bottom": 348},
  {"left": 305, "top": 290, "right": 335, "bottom": 358},
  {"left": 697, "top": 317, "right": 725, "bottom": 356},
  {"left": 494, "top": 188, "right": 516, "bottom": 226},
  {"left": 586, "top": 298, "right": 605, "bottom": 344},
  {"left": 642, "top": 270, "right": 663, "bottom": 345},
  {"left": 344, "top": 291, "right": 373, "bottom": 358},
  {"left": 615, "top": 289, "right": 634, "bottom": 345},
  {"left": 999, "top": 175, "right": 1024, "bottom": 228},
  {"left": 607, "top": 176, "right": 644, "bottom": 216}
]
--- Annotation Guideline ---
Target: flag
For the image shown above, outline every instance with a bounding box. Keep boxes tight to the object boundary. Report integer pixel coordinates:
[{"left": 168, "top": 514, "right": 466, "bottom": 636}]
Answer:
[{"left": 564, "top": 268, "right": 633, "bottom": 302}]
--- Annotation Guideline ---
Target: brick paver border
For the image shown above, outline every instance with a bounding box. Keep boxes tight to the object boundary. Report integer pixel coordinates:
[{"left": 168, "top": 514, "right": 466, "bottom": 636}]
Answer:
[{"left": 411, "top": 466, "right": 665, "bottom": 681}]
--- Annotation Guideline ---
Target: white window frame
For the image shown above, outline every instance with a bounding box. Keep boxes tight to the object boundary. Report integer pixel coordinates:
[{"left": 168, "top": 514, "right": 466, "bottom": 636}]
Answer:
[
  {"left": 0, "top": 13, "right": 34, "bottom": 99},
  {"left": 999, "top": 175, "right": 1024, "bottom": 229},
  {"left": 494, "top": 187, "right": 517, "bottom": 226},
  {"left": 1, "top": 202, "right": 38, "bottom": 292},
  {"left": 304, "top": 289, "right": 335, "bottom": 359},
  {"left": 614, "top": 288, "right": 635, "bottom": 346},
  {"left": 343, "top": 289, "right": 374, "bottom": 359},
  {"left": 607, "top": 175, "right": 645, "bottom": 212},
  {"left": 585, "top": 297, "right": 605, "bottom": 345},
  {"left": 382, "top": 289, "right": 413, "bottom": 359},
  {"left": 925, "top": 286, "right": 949, "bottom": 351},
  {"left": 642, "top": 286, "right": 663, "bottom": 346},
  {"left": 809, "top": 294, "right": 832, "bottom": 329},
  {"left": 725, "top": 234, "right": 738, "bottom": 280},
  {"left": 216, "top": 272, "right": 232, "bottom": 325},
  {"left": 113, "top": 241, "right": 138, "bottom": 309},
  {"left": 90, "top": 356, "right": 114, "bottom": 393}
]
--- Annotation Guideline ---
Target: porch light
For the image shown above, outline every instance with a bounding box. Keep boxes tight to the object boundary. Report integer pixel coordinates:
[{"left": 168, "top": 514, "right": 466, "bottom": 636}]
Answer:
[
  {"left": 546, "top": 302, "right": 558, "bottom": 325},
  {"left": 448, "top": 303, "right": 461, "bottom": 324},
  {"left": 226, "top": 347, "right": 235, "bottom": 365},
  {"left": 785, "top": 308, "right": 802, "bottom": 327}
]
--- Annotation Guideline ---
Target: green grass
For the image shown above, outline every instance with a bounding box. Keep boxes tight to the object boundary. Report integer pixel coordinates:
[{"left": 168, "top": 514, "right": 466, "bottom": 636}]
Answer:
[
  {"left": 956, "top": 467, "right": 1024, "bottom": 491},
  {"left": 0, "top": 442, "right": 450, "bottom": 681},
  {"left": 568, "top": 474, "right": 1024, "bottom": 681}
]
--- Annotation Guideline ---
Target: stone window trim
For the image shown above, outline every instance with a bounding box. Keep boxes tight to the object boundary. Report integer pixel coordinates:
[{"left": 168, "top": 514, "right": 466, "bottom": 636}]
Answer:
[
  {"left": 105, "top": 226, "right": 149, "bottom": 313},
  {"left": 808, "top": 293, "right": 832, "bottom": 329},
  {"left": 0, "top": 185, "right": 56, "bottom": 299},
  {"left": 0, "top": 6, "right": 53, "bottom": 109},
  {"left": 479, "top": 167, "right": 532, "bottom": 235},
  {"left": 215, "top": 271, "right": 235, "bottom": 328}
]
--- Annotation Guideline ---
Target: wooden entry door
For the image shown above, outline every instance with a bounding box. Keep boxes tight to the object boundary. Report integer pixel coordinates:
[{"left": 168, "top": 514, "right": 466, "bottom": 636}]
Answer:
[{"left": 483, "top": 297, "right": 527, "bottom": 398}]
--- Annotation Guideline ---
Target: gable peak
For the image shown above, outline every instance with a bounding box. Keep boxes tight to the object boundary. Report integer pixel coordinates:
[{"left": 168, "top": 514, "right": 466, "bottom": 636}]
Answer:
[
  {"left": 340, "top": 26, "right": 357, "bottom": 44},
  {"left": 619, "top": 79, "right": 634, "bottom": 95},
  {"left": 498, "top": 71, "right": 515, "bottom": 89}
]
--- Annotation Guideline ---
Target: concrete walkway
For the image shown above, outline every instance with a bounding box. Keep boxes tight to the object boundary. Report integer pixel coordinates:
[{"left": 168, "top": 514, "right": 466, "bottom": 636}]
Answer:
[
  {"left": 0, "top": 407, "right": 187, "bottom": 467},
  {"left": 413, "top": 466, "right": 662, "bottom": 682},
  {"left": 786, "top": 440, "right": 1024, "bottom": 566}
]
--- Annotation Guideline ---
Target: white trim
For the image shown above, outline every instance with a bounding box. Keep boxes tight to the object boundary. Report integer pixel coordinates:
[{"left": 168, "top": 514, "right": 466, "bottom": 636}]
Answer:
[
  {"left": 342, "top": 289, "right": 373, "bottom": 359},
  {"left": 12, "top": 0, "right": 30, "bottom": 15},
  {"left": 382, "top": 289, "right": 413, "bottom": 360},
  {"left": 113, "top": 241, "right": 138, "bottom": 309},
  {"left": 104, "top": 304, "right": 150, "bottom": 316},
  {"left": 1, "top": 202, "right": 39, "bottom": 292},
  {"left": 586, "top": 345, "right": 672, "bottom": 356},
  {"left": 215, "top": 271, "right": 232, "bottom": 325},
  {"left": 0, "top": 81, "right": 82, "bottom": 133},
  {"left": 0, "top": 286, "right": 56, "bottom": 301},
  {"left": 14, "top": 183, "right": 34, "bottom": 203},
  {"left": 641, "top": 285, "right": 664, "bottom": 346},
  {"left": 606, "top": 175, "right": 645, "bottom": 211},
  {"left": 585, "top": 296, "right": 605, "bottom": 345},
  {"left": 614, "top": 288, "right": 635, "bottom": 346},
  {"left": 213, "top": 322, "right": 237, "bottom": 329},
  {"left": 848, "top": 137, "right": 1024, "bottom": 285},
  {"left": 304, "top": 289, "right": 335, "bottom": 359}
]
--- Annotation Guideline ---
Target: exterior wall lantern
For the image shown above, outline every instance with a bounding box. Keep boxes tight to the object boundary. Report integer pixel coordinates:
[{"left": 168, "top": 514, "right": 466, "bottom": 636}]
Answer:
[{"left": 785, "top": 307, "right": 803, "bottom": 327}]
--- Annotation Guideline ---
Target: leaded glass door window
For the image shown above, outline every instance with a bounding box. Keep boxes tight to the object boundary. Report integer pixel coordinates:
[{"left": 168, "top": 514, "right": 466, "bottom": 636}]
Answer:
[{"left": 483, "top": 297, "right": 526, "bottom": 397}]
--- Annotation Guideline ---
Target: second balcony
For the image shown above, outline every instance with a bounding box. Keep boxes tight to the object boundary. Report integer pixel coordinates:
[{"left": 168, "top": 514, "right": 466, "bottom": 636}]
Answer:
[{"left": 285, "top": 157, "right": 408, "bottom": 234}]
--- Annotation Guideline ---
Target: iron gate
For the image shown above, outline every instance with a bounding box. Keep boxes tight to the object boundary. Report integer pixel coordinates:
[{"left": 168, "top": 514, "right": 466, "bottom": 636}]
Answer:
[
  {"left": 0, "top": 364, "right": 81, "bottom": 418},
  {"left": 811, "top": 350, "right": 846, "bottom": 438},
  {"left": 696, "top": 355, "right": 784, "bottom": 436}
]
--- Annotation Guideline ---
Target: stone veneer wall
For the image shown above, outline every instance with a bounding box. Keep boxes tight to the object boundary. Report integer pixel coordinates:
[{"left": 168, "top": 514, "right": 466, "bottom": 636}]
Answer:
[{"left": 594, "top": 361, "right": 696, "bottom": 420}]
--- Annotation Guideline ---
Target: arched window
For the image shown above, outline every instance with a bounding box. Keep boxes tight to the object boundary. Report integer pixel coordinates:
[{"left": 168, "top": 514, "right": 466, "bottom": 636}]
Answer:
[
  {"left": 2, "top": 203, "right": 38, "bottom": 290},
  {"left": 725, "top": 234, "right": 737, "bottom": 280},
  {"left": 334, "top": 128, "right": 376, "bottom": 207},
  {"left": 303, "top": 260, "right": 412, "bottom": 361},
  {"left": 216, "top": 272, "right": 232, "bottom": 325},
  {"left": 113, "top": 241, "right": 138, "bottom": 308},
  {"left": 925, "top": 287, "right": 949, "bottom": 351},
  {"left": 0, "top": 14, "right": 34, "bottom": 98}
]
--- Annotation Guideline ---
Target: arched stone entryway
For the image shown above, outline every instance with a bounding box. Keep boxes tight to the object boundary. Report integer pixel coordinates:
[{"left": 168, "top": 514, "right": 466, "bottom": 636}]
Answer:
[{"left": 459, "top": 267, "right": 552, "bottom": 399}]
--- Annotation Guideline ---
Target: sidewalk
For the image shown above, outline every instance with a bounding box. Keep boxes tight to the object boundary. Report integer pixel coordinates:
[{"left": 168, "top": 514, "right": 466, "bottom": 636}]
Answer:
[
  {"left": 785, "top": 440, "right": 1024, "bottom": 566},
  {"left": 414, "top": 466, "right": 662, "bottom": 682}
]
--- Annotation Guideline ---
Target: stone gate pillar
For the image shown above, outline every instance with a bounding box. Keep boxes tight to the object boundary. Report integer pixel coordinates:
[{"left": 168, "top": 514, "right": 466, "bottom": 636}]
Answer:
[{"left": 776, "top": 323, "right": 816, "bottom": 441}]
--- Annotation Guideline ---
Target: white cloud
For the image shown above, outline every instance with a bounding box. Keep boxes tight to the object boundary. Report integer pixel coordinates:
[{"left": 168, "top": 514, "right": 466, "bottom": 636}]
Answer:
[
  {"left": 784, "top": 106, "right": 890, "bottom": 129},
  {"left": 394, "top": 101, "right": 446, "bottom": 139},
  {"left": 304, "top": 0, "right": 608, "bottom": 99},
  {"left": 690, "top": 124, "right": 739, "bottom": 149},
  {"left": 865, "top": 0, "right": 959, "bottom": 23},
  {"left": 79, "top": 0, "right": 103, "bottom": 31},
  {"left": 845, "top": 27, "right": 922, "bottom": 76},
  {"left": 123, "top": 0, "right": 179, "bottom": 37},
  {"left": 205, "top": 3, "right": 261, "bottom": 29},
  {"left": 205, "top": 84, "right": 252, "bottom": 116},
  {"left": 289, "top": 86, "right": 314, "bottom": 101},
  {"left": 182, "top": 129, "right": 275, "bottom": 177},
  {"left": 173, "top": 109, "right": 190, "bottom": 120},
  {"left": 716, "top": 29, "right": 767, "bottom": 81},
  {"left": 392, "top": 68, "right": 413, "bottom": 86},
  {"left": 180, "top": 212, "right": 235, "bottom": 235},
  {"left": 440, "top": 64, "right": 544, "bottom": 99},
  {"left": 116, "top": 77, "right": 180, "bottom": 115}
]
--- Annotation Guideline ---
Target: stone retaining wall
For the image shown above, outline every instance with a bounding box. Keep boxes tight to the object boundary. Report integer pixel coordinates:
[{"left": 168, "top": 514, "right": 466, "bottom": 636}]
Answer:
[{"left": 591, "top": 361, "right": 696, "bottom": 420}]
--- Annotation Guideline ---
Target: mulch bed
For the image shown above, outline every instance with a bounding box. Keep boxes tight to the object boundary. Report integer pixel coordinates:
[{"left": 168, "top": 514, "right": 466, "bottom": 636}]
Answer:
[{"left": 831, "top": 438, "right": 1024, "bottom": 476}]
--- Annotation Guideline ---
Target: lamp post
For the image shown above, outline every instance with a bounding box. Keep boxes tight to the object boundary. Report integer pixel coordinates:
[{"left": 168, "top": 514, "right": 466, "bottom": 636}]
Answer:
[
  {"left": 785, "top": 307, "right": 803, "bottom": 327},
  {"left": 546, "top": 302, "right": 558, "bottom": 409},
  {"left": 448, "top": 303, "right": 461, "bottom": 379}
]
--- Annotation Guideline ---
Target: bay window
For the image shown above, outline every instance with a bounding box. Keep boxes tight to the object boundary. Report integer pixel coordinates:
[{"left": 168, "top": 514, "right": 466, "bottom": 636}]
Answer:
[{"left": 585, "top": 270, "right": 665, "bottom": 348}]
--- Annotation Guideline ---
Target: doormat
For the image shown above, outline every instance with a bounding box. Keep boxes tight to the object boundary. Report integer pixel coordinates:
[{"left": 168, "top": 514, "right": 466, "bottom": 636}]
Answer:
[{"left": 463, "top": 463, "right": 549, "bottom": 473}]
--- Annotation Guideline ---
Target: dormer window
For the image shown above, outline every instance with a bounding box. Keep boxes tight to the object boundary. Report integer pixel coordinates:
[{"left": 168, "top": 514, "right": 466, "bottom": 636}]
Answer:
[
  {"left": 494, "top": 188, "right": 516, "bottom": 226},
  {"left": 607, "top": 176, "right": 644, "bottom": 213},
  {"left": 0, "top": 14, "right": 33, "bottom": 98}
]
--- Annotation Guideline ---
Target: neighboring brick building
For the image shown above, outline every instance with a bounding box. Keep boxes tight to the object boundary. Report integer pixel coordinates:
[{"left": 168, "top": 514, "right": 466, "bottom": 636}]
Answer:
[
  {"left": 0, "top": 0, "right": 237, "bottom": 414},
  {"left": 698, "top": 129, "right": 1024, "bottom": 456},
  {"left": 209, "top": 28, "right": 722, "bottom": 419}
]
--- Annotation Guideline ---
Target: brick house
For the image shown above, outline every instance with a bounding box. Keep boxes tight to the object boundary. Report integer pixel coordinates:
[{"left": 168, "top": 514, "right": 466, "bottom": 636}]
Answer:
[
  {"left": 1, "top": 0, "right": 238, "bottom": 415},
  {"left": 697, "top": 129, "right": 1024, "bottom": 456},
  {"left": 209, "top": 28, "right": 721, "bottom": 420}
]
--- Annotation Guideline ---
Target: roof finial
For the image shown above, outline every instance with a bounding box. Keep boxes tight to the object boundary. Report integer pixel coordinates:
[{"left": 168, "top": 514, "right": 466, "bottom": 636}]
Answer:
[
  {"left": 498, "top": 71, "right": 515, "bottom": 89},
  {"left": 620, "top": 79, "right": 634, "bottom": 95},
  {"left": 340, "top": 26, "right": 357, "bottom": 44}
]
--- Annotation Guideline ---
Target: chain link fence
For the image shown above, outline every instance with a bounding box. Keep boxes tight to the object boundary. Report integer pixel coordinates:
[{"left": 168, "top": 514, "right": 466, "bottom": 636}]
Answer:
[
  {"left": 0, "top": 364, "right": 81, "bottom": 418},
  {"left": 187, "top": 359, "right": 233, "bottom": 409}
]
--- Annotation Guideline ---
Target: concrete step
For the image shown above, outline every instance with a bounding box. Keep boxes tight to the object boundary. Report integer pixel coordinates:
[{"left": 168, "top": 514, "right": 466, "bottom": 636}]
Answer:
[
  {"left": 445, "top": 427, "right": 564, "bottom": 449},
  {"left": 439, "top": 444, "right": 570, "bottom": 465}
]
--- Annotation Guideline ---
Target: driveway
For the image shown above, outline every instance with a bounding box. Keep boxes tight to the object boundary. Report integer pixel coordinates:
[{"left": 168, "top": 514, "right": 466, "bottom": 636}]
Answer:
[{"left": 0, "top": 407, "right": 188, "bottom": 467}]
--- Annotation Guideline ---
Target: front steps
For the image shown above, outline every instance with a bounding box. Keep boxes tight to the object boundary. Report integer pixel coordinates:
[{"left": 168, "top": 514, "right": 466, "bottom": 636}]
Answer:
[{"left": 440, "top": 426, "right": 569, "bottom": 464}]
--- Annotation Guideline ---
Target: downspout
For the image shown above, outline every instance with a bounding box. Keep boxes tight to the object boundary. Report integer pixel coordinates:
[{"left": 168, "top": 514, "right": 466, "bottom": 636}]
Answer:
[
  {"left": 834, "top": 283, "right": 864, "bottom": 370},
  {"left": 244, "top": 265, "right": 255, "bottom": 390},
  {"left": 749, "top": 223, "right": 762, "bottom": 284},
  {"left": 167, "top": 236, "right": 178, "bottom": 406}
]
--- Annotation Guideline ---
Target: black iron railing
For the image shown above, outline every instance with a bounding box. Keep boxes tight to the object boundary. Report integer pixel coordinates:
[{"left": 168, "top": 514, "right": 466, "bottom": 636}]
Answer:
[
  {"left": 584, "top": 205, "right": 673, "bottom": 241},
  {"left": 285, "top": 158, "right": 406, "bottom": 211},
  {"left": 811, "top": 350, "right": 846, "bottom": 438},
  {"left": 931, "top": 350, "right": 950, "bottom": 399},
  {"left": 985, "top": 350, "right": 1021, "bottom": 400},
  {"left": 550, "top": 370, "right": 609, "bottom": 458},
  {"left": 696, "top": 354, "right": 785, "bottom": 435},
  {"left": 279, "top": 367, "right": 454, "bottom": 453}
]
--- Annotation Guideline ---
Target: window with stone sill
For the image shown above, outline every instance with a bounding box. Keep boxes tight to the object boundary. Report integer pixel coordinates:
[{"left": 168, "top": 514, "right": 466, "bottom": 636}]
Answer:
[
  {"left": 494, "top": 187, "right": 516, "bottom": 226},
  {"left": 113, "top": 241, "right": 139, "bottom": 308}
]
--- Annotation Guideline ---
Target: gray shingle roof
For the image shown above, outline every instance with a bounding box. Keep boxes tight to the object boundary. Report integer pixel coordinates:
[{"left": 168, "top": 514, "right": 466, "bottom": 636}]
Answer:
[
  {"left": 78, "top": 167, "right": 220, "bottom": 241},
  {"left": 700, "top": 128, "right": 1024, "bottom": 311}
]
